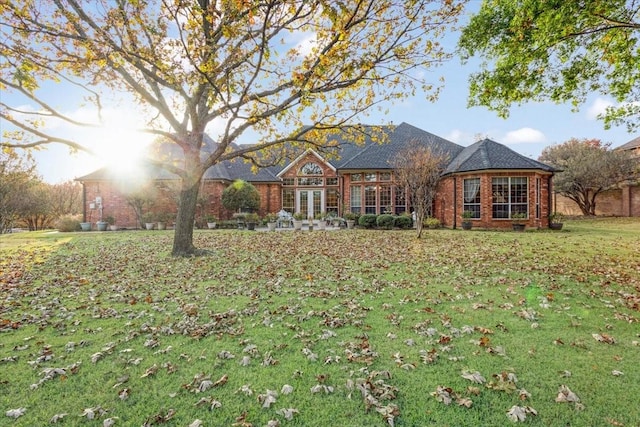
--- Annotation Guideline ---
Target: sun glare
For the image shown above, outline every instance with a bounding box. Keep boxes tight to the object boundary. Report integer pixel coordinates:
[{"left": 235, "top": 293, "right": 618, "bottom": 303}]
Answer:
[{"left": 93, "top": 127, "right": 152, "bottom": 177}]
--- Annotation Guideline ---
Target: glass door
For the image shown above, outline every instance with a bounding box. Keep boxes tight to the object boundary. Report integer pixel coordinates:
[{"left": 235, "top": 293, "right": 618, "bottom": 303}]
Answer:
[{"left": 297, "top": 190, "right": 323, "bottom": 219}]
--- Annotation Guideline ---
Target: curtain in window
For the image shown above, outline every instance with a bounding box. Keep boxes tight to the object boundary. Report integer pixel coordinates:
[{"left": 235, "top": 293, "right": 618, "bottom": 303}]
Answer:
[{"left": 464, "top": 179, "right": 480, "bottom": 203}]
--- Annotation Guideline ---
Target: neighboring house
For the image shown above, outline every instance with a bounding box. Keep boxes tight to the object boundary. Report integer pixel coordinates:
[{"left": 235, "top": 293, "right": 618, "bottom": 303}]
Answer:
[
  {"left": 553, "top": 136, "right": 640, "bottom": 217},
  {"left": 77, "top": 122, "right": 558, "bottom": 229}
]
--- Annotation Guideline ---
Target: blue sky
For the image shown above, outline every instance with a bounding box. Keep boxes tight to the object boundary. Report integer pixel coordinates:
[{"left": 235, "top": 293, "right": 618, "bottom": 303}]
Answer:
[{"left": 4, "top": 4, "right": 636, "bottom": 184}]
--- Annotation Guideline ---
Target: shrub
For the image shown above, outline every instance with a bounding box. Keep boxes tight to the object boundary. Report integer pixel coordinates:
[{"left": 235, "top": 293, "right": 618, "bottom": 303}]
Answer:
[
  {"left": 56, "top": 215, "right": 81, "bottom": 232},
  {"left": 424, "top": 217, "right": 441, "bottom": 229},
  {"left": 376, "top": 214, "right": 395, "bottom": 229},
  {"left": 358, "top": 214, "right": 377, "bottom": 228},
  {"left": 394, "top": 215, "right": 412, "bottom": 229}
]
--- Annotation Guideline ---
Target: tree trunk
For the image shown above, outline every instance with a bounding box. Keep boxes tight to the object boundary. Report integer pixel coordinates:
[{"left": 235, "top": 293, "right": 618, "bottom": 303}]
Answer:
[{"left": 172, "top": 178, "right": 200, "bottom": 257}]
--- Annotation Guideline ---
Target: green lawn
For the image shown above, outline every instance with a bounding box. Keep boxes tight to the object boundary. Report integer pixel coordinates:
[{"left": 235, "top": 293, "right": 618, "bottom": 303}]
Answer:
[{"left": 1, "top": 219, "right": 639, "bottom": 426}]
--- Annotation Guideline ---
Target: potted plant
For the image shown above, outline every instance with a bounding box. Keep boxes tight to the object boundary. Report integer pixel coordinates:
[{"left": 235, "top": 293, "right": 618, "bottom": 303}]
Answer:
[
  {"left": 245, "top": 212, "right": 259, "bottom": 231},
  {"left": 292, "top": 212, "right": 305, "bottom": 231},
  {"left": 549, "top": 212, "right": 564, "bottom": 230},
  {"left": 142, "top": 212, "right": 155, "bottom": 230},
  {"left": 344, "top": 211, "right": 358, "bottom": 229},
  {"left": 105, "top": 215, "right": 117, "bottom": 231},
  {"left": 80, "top": 209, "right": 92, "bottom": 231},
  {"left": 511, "top": 212, "right": 527, "bottom": 232},
  {"left": 264, "top": 213, "right": 277, "bottom": 231},
  {"left": 461, "top": 210, "right": 473, "bottom": 230},
  {"left": 156, "top": 212, "right": 171, "bottom": 230},
  {"left": 206, "top": 214, "right": 218, "bottom": 229}
]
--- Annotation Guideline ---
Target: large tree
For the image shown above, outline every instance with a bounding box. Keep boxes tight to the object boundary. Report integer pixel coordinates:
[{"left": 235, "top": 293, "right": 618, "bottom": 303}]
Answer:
[
  {"left": 393, "top": 142, "right": 448, "bottom": 238},
  {"left": 0, "top": 0, "right": 465, "bottom": 256},
  {"left": 539, "top": 138, "right": 637, "bottom": 216},
  {"left": 458, "top": 0, "right": 640, "bottom": 131}
]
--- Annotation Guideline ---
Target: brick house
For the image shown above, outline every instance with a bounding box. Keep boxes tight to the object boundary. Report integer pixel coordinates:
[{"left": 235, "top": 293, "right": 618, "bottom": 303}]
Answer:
[{"left": 77, "top": 122, "right": 557, "bottom": 229}]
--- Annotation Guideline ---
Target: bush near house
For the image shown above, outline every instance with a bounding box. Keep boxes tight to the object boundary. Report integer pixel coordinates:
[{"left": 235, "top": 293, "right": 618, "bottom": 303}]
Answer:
[
  {"left": 376, "top": 214, "right": 395, "bottom": 229},
  {"left": 358, "top": 214, "right": 378, "bottom": 228},
  {"left": 394, "top": 214, "right": 413, "bottom": 229}
]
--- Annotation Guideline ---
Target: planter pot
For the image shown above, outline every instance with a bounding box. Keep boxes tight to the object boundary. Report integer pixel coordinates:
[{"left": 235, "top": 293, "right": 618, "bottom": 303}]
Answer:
[
  {"left": 461, "top": 221, "right": 472, "bottom": 230},
  {"left": 157, "top": 222, "right": 166, "bottom": 230},
  {"left": 145, "top": 222, "right": 155, "bottom": 230},
  {"left": 317, "top": 220, "right": 326, "bottom": 230},
  {"left": 207, "top": 222, "right": 217, "bottom": 229},
  {"left": 109, "top": 225, "right": 118, "bottom": 231},
  {"left": 293, "top": 220, "right": 303, "bottom": 231},
  {"left": 332, "top": 219, "right": 341, "bottom": 228},
  {"left": 80, "top": 222, "right": 92, "bottom": 231},
  {"left": 96, "top": 221, "right": 108, "bottom": 231},
  {"left": 549, "top": 223, "right": 563, "bottom": 230},
  {"left": 346, "top": 220, "right": 355, "bottom": 229},
  {"left": 246, "top": 222, "right": 256, "bottom": 231},
  {"left": 512, "top": 223, "right": 526, "bottom": 232},
  {"left": 267, "top": 222, "right": 276, "bottom": 231}
]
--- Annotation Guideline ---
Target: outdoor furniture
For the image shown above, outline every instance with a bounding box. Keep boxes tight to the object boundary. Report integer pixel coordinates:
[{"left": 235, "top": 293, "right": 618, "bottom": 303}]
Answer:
[{"left": 277, "top": 210, "right": 293, "bottom": 228}]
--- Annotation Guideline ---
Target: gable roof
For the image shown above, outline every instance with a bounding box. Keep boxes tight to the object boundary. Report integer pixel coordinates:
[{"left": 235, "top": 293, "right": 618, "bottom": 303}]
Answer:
[{"left": 444, "top": 138, "right": 556, "bottom": 175}]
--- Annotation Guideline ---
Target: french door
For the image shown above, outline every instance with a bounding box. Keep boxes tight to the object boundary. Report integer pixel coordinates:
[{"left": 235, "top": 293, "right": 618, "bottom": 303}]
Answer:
[{"left": 297, "top": 190, "right": 323, "bottom": 219}]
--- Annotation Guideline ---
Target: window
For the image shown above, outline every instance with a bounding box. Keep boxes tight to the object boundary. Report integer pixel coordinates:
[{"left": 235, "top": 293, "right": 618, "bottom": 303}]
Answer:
[
  {"left": 463, "top": 178, "right": 481, "bottom": 219},
  {"left": 300, "top": 162, "right": 323, "bottom": 175},
  {"left": 282, "top": 178, "right": 294, "bottom": 186},
  {"left": 326, "top": 177, "right": 338, "bottom": 186},
  {"left": 350, "top": 186, "right": 362, "bottom": 213},
  {"left": 364, "top": 173, "right": 376, "bottom": 182},
  {"left": 394, "top": 186, "right": 406, "bottom": 215},
  {"left": 364, "top": 186, "right": 376, "bottom": 214},
  {"left": 379, "top": 186, "right": 391, "bottom": 213},
  {"left": 298, "top": 177, "right": 323, "bottom": 186},
  {"left": 492, "top": 177, "right": 528, "bottom": 219},
  {"left": 326, "top": 189, "right": 339, "bottom": 215},
  {"left": 380, "top": 172, "right": 392, "bottom": 181},
  {"left": 282, "top": 189, "right": 294, "bottom": 213},
  {"left": 351, "top": 173, "right": 362, "bottom": 182},
  {"left": 535, "top": 178, "right": 541, "bottom": 219}
]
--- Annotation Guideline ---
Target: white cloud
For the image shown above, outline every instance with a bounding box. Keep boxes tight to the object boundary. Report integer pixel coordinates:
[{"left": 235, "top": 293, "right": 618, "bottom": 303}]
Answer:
[
  {"left": 502, "top": 127, "right": 546, "bottom": 144},
  {"left": 445, "top": 129, "right": 474, "bottom": 145},
  {"left": 587, "top": 97, "right": 615, "bottom": 120}
]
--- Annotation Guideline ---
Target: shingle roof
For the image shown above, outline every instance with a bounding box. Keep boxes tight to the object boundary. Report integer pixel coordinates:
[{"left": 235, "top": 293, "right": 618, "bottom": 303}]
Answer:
[
  {"left": 337, "top": 123, "right": 464, "bottom": 169},
  {"left": 77, "top": 124, "right": 556, "bottom": 182},
  {"left": 444, "top": 139, "right": 557, "bottom": 174},
  {"left": 616, "top": 136, "right": 640, "bottom": 151}
]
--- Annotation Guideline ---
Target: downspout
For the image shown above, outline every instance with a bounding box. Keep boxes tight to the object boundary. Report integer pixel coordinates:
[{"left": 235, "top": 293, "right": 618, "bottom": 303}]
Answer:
[{"left": 453, "top": 176, "right": 457, "bottom": 229}]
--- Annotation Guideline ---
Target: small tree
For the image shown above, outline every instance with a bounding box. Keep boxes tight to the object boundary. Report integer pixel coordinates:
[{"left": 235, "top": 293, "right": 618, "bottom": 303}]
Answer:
[
  {"left": 0, "top": 151, "right": 36, "bottom": 233},
  {"left": 393, "top": 142, "right": 449, "bottom": 238},
  {"left": 221, "top": 180, "right": 261, "bottom": 214},
  {"left": 539, "top": 138, "right": 637, "bottom": 215}
]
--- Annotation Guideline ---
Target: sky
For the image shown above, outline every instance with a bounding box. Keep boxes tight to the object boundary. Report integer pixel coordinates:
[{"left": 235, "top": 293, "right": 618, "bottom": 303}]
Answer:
[{"left": 2, "top": 3, "right": 636, "bottom": 184}]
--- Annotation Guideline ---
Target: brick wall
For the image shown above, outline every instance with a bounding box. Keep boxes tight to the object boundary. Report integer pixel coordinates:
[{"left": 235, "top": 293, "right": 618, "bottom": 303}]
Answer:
[
  {"left": 441, "top": 172, "right": 552, "bottom": 229},
  {"left": 553, "top": 183, "right": 640, "bottom": 217}
]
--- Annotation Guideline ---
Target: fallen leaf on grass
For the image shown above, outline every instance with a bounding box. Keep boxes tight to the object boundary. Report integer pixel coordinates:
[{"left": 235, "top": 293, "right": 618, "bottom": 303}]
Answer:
[
  {"left": 461, "top": 370, "right": 486, "bottom": 384},
  {"left": 506, "top": 405, "right": 537, "bottom": 422},
  {"left": 592, "top": 333, "right": 616, "bottom": 344},
  {"left": 555, "top": 384, "right": 580, "bottom": 403},
  {"left": 276, "top": 408, "right": 299, "bottom": 420},
  {"left": 49, "top": 413, "right": 68, "bottom": 423},
  {"left": 5, "top": 407, "right": 26, "bottom": 418}
]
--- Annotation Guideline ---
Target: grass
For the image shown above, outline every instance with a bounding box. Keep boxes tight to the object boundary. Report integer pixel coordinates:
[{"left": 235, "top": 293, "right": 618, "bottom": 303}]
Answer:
[{"left": 1, "top": 218, "right": 639, "bottom": 426}]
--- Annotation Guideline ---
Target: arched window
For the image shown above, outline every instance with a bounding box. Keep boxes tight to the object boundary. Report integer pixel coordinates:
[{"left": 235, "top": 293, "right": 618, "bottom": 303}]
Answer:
[{"left": 299, "top": 162, "right": 323, "bottom": 175}]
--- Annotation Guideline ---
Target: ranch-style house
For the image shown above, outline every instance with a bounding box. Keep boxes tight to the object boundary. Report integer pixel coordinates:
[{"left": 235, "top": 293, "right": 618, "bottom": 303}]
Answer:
[{"left": 77, "top": 122, "right": 559, "bottom": 229}]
